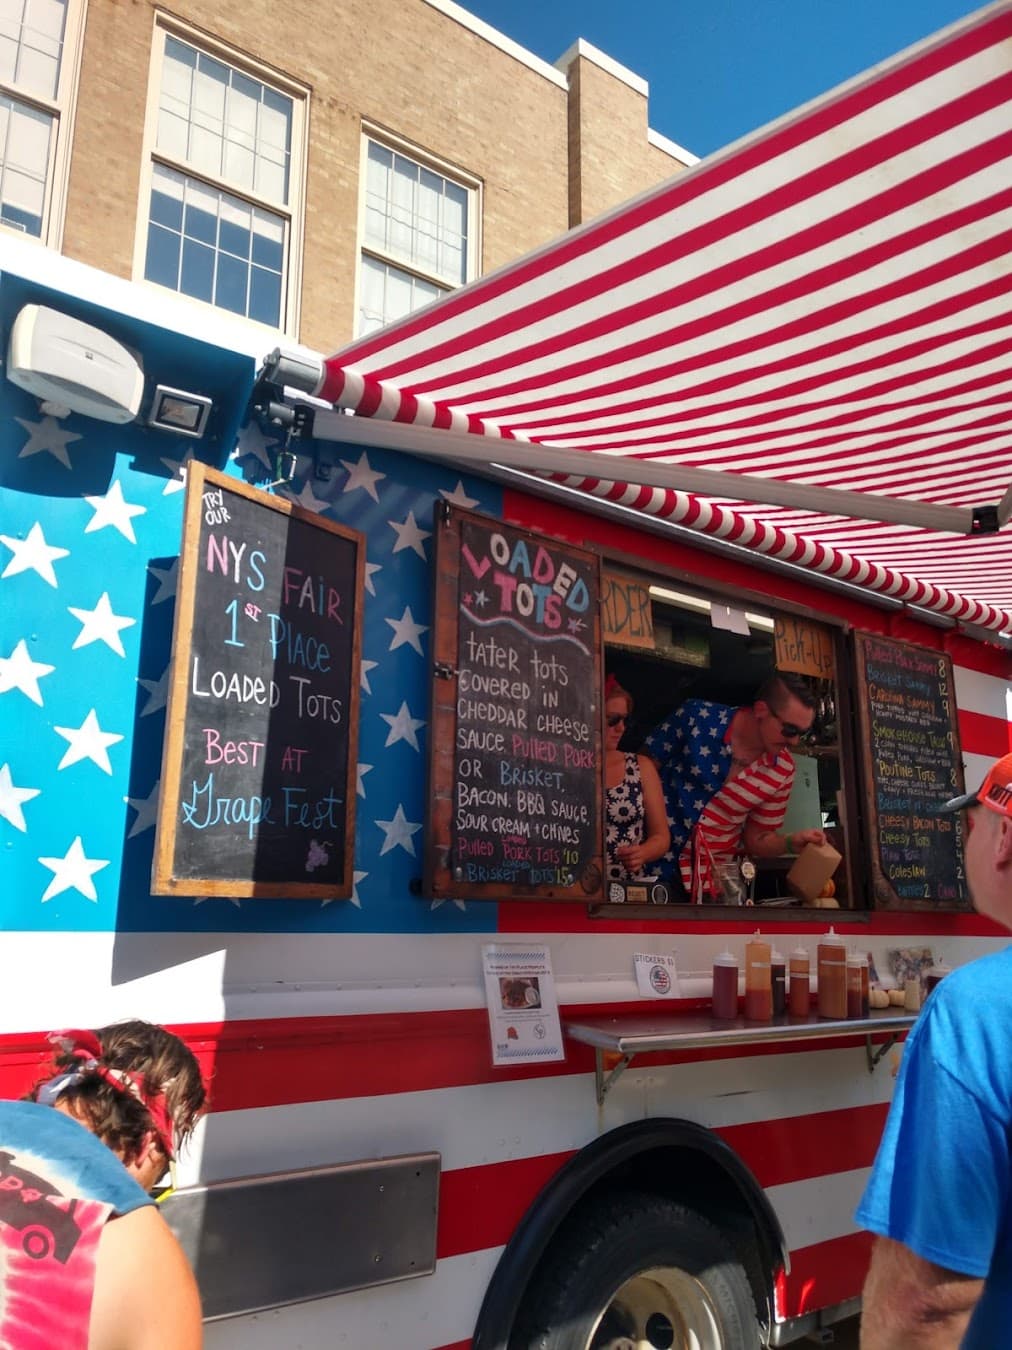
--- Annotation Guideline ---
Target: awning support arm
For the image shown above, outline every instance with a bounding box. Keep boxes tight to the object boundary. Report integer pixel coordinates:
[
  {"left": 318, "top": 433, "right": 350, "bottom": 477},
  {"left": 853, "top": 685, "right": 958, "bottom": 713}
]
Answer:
[{"left": 307, "top": 407, "right": 995, "bottom": 537}]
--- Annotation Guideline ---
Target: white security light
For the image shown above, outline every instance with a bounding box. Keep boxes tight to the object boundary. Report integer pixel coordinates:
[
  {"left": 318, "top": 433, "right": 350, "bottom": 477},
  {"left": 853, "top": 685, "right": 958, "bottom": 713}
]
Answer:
[{"left": 148, "top": 385, "right": 212, "bottom": 438}]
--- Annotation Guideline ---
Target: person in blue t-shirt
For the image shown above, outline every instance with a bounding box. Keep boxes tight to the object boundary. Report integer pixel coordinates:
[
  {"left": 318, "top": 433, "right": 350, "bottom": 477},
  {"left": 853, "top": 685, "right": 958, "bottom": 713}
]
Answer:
[{"left": 857, "top": 752, "right": 1012, "bottom": 1348}]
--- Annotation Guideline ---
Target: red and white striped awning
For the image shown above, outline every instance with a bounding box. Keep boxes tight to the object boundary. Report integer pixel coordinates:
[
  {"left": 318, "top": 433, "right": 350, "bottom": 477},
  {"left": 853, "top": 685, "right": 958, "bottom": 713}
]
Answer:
[{"left": 319, "top": 1, "right": 1012, "bottom": 635}]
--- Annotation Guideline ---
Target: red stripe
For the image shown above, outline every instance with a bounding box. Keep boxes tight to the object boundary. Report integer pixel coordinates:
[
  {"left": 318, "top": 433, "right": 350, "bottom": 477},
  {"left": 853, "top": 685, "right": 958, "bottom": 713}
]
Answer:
[
  {"left": 715, "top": 1103, "right": 888, "bottom": 1189},
  {"left": 437, "top": 1152, "right": 572, "bottom": 1259},
  {"left": 0, "top": 1010, "right": 918, "bottom": 1114},
  {"left": 434, "top": 1104, "right": 889, "bottom": 1262},
  {"left": 409, "top": 166, "right": 1012, "bottom": 412},
  {"left": 782, "top": 1230, "right": 874, "bottom": 1316},
  {"left": 327, "top": 11, "right": 1010, "bottom": 373},
  {"left": 499, "top": 270, "right": 1012, "bottom": 433},
  {"left": 959, "top": 708, "right": 1011, "bottom": 757}
]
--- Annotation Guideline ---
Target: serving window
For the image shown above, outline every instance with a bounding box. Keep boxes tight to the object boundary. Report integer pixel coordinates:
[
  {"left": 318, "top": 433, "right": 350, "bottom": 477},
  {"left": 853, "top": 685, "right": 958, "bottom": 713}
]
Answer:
[
  {"left": 601, "top": 571, "right": 854, "bottom": 911},
  {"left": 423, "top": 506, "right": 970, "bottom": 914}
]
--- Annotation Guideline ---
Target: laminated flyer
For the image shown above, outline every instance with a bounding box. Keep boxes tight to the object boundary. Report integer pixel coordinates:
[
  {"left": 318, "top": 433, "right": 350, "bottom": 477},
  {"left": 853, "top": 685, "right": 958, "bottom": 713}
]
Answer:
[{"left": 482, "top": 943, "right": 564, "bottom": 1065}]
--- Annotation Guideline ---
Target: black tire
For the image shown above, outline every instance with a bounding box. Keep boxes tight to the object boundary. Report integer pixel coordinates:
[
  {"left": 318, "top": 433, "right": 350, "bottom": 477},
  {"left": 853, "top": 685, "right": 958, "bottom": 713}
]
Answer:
[{"left": 511, "top": 1193, "right": 761, "bottom": 1350}]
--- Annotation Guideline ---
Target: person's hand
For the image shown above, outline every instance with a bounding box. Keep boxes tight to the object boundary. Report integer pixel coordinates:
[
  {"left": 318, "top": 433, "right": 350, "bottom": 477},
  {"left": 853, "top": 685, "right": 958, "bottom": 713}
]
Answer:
[
  {"left": 790, "top": 828, "right": 826, "bottom": 851},
  {"left": 616, "top": 843, "right": 650, "bottom": 874}
]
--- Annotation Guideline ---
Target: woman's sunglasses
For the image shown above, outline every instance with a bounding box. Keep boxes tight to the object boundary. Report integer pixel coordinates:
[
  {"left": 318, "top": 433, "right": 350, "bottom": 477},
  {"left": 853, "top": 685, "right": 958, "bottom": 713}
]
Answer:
[{"left": 606, "top": 713, "right": 628, "bottom": 728}]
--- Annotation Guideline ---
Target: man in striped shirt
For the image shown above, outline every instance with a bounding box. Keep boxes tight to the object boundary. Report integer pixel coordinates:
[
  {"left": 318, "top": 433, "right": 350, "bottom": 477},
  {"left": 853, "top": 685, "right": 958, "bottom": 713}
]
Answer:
[{"left": 644, "top": 671, "right": 826, "bottom": 901}]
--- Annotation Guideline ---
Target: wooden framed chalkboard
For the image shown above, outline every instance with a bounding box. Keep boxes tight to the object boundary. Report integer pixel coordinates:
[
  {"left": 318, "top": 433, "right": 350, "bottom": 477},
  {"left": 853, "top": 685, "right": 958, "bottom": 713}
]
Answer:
[
  {"left": 854, "top": 633, "right": 969, "bottom": 910},
  {"left": 153, "top": 464, "right": 364, "bottom": 898},
  {"left": 425, "top": 506, "right": 605, "bottom": 902}
]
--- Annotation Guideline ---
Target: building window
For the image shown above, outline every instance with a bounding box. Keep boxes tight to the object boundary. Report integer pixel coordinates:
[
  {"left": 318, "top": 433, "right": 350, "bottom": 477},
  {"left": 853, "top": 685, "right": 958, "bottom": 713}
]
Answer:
[
  {"left": 0, "top": 0, "right": 83, "bottom": 241},
  {"left": 140, "top": 29, "right": 306, "bottom": 330},
  {"left": 359, "top": 136, "right": 478, "bottom": 336}
]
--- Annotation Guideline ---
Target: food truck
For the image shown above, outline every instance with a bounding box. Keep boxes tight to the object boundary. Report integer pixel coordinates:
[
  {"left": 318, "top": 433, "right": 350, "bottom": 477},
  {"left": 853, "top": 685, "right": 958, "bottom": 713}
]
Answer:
[{"left": 3, "top": 4, "right": 1012, "bottom": 1346}]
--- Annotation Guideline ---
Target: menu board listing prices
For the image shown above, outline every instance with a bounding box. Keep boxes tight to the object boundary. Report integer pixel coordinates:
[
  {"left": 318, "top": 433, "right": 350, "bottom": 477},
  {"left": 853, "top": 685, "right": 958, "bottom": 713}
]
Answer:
[
  {"left": 154, "top": 465, "right": 364, "bottom": 898},
  {"left": 857, "top": 635, "right": 967, "bottom": 907}
]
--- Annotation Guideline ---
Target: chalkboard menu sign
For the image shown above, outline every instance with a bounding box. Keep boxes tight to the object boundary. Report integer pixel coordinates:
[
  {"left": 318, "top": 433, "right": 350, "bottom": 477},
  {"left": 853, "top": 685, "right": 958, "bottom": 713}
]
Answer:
[
  {"left": 154, "top": 465, "right": 364, "bottom": 898},
  {"left": 855, "top": 633, "right": 969, "bottom": 909},
  {"left": 426, "top": 507, "right": 604, "bottom": 902}
]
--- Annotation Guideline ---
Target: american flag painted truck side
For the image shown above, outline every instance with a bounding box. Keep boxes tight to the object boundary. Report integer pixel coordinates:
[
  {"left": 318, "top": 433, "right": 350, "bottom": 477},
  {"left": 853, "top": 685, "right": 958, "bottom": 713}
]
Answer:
[{"left": 2, "top": 244, "right": 1010, "bottom": 1348}]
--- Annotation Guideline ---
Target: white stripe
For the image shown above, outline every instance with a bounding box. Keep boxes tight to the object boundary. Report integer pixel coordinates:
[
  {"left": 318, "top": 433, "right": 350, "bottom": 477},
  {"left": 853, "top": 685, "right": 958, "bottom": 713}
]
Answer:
[
  {"left": 510, "top": 289, "right": 1012, "bottom": 435},
  {"left": 954, "top": 665, "right": 1012, "bottom": 721},
  {"left": 345, "top": 44, "right": 1010, "bottom": 379},
  {"left": 768, "top": 1167, "right": 871, "bottom": 1251},
  {"left": 420, "top": 200, "right": 1012, "bottom": 411},
  {"left": 177, "top": 1041, "right": 900, "bottom": 1187},
  {"left": 203, "top": 1245, "right": 500, "bottom": 1350},
  {"left": 6, "top": 920, "right": 1009, "bottom": 1032}
]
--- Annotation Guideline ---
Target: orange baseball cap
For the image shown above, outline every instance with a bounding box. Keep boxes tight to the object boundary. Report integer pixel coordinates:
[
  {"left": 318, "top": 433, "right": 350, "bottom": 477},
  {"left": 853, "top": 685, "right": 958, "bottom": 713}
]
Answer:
[{"left": 936, "top": 752, "right": 1012, "bottom": 820}]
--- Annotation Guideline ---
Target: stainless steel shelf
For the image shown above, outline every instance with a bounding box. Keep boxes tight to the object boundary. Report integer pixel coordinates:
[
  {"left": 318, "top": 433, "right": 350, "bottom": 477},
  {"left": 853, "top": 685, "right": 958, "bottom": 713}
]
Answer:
[{"left": 564, "top": 1008, "right": 916, "bottom": 1102}]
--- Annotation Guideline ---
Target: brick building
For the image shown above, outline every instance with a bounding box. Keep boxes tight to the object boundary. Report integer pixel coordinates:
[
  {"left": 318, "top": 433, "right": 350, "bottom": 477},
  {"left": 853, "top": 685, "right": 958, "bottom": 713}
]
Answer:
[{"left": 2, "top": 0, "right": 694, "bottom": 352}]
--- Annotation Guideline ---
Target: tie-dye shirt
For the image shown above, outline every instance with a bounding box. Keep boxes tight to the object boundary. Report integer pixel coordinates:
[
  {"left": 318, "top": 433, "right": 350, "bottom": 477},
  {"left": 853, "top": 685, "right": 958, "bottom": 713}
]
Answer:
[{"left": 0, "top": 1100, "right": 152, "bottom": 1350}]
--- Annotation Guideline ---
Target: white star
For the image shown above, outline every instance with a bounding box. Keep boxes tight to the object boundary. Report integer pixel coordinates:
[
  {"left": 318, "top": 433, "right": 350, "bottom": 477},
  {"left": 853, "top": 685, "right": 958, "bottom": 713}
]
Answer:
[
  {"left": 283, "top": 478, "right": 331, "bottom": 514},
  {"left": 68, "top": 592, "right": 136, "bottom": 656},
  {"left": 54, "top": 708, "right": 124, "bottom": 774},
  {"left": 15, "top": 415, "right": 81, "bottom": 468},
  {"left": 356, "top": 763, "right": 373, "bottom": 798},
  {"left": 360, "top": 659, "right": 378, "bottom": 695},
  {"left": 0, "top": 639, "right": 55, "bottom": 706},
  {"left": 138, "top": 665, "right": 170, "bottom": 717},
  {"left": 323, "top": 867, "right": 367, "bottom": 909},
  {"left": 160, "top": 449, "right": 197, "bottom": 495},
  {"left": 0, "top": 522, "right": 69, "bottom": 587},
  {"left": 84, "top": 481, "right": 146, "bottom": 543},
  {"left": 430, "top": 897, "right": 468, "bottom": 912},
  {"left": 388, "top": 510, "right": 430, "bottom": 559},
  {"left": 380, "top": 701, "right": 425, "bottom": 751},
  {"left": 385, "top": 605, "right": 428, "bottom": 656},
  {"left": 439, "top": 481, "right": 479, "bottom": 510},
  {"left": 341, "top": 452, "right": 386, "bottom": 502},
  {"left": 38, "top": 836, "right": 109, "bottom": 903},
  {"left": 148, "top": 559, "right": 178, "bottom": 606},
  {"left": 125, "top": 780, "right": 161, "bottom": 838},
  {"left": 375, "top": 804, "right": 422, "bottom": 856},
  {"left": 0, "top": 763, "right": 40, "bottom": 832},
  {"left": 364, "top": 562, "right": 382, "bottom": 596},
  {"left": 234, "top": 421, "right": 281, "bottom": 475}
]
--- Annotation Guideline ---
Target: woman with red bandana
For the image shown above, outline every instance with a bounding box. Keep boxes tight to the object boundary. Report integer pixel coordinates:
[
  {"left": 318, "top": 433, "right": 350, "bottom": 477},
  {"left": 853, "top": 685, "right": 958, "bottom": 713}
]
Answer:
[{"left": 0, "top": 1020, "right": 206, "bottom": 1350}]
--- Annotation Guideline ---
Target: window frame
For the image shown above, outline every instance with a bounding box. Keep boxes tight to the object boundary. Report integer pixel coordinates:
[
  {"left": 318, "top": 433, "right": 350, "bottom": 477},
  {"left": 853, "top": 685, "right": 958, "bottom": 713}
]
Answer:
[
  {"left": 597, "top": 551, "right": 863, "bottom": 917},
  {"left": 356, "top": 125, "right": 482, "bottom": 337},
  {"left": 133, "top": 14, "right": 309, "bottom": 335},
  {"left": 0, "top": 0, "right": 86, "bottom": 246}
]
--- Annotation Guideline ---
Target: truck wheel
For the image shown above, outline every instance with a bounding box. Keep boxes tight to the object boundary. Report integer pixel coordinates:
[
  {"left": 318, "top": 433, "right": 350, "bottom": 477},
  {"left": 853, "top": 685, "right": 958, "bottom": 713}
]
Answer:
[{"left": 512, "top": 1194, "right": 761, "bottom": 1350}]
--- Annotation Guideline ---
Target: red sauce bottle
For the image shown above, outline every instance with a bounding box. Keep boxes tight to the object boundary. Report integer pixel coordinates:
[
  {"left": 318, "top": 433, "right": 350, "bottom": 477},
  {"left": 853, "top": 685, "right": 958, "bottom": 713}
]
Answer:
[
  {"left": 788, "top": 947, "right": 810, "bottom": 1018},
  {"left": 771, "top": 948, "right": 786, "bottom": 1017},
  {"left": 711, "top": 950, "right": 739, "bottom": 1021},
  {"left": 744, "top": 930, "right": 772, "bottom": 1023},
  {"left": 846, "top": 950, "right": 865, "bottom": 1020},
  {"left": 817, "top": 927, "right": 847, "bottom": 1020}
]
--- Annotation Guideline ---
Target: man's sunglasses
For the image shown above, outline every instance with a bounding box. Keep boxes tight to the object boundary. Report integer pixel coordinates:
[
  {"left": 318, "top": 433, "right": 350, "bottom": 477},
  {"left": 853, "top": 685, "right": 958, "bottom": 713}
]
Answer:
[{"left": 772, "top": 710, "right": 812, "bottom": 740}]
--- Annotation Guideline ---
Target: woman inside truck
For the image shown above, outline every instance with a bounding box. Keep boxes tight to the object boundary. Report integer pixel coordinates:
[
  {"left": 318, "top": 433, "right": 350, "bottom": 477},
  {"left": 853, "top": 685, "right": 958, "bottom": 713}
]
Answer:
[{"left": 604, "top": 675, "right": 670, "bottom": 884}]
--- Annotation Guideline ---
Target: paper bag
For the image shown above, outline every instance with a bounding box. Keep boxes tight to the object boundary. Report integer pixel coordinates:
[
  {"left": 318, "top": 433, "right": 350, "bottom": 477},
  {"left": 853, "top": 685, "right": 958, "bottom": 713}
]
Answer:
[{"left": 786, "top": 840, "right": 842, "bottom": 902}]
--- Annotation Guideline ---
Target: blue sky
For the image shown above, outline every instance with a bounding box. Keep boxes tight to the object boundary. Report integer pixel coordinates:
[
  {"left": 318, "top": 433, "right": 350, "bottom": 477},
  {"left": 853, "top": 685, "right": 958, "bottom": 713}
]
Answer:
[{"left": 458, "top": 0, "right": 988, "bottom": 157}]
